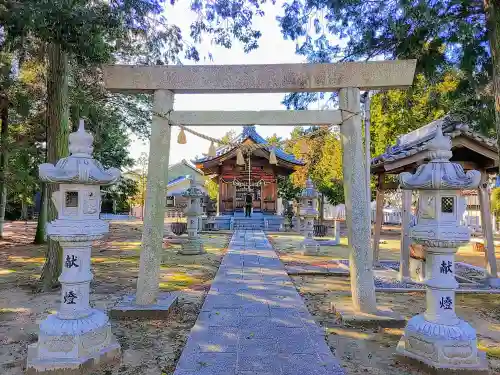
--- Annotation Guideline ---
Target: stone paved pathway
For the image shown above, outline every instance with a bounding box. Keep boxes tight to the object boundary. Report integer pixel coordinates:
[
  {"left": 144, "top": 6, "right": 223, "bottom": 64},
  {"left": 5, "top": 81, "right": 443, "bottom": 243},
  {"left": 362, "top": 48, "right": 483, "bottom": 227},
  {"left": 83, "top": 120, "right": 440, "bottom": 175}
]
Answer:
[{"left": 174, "top": 230, "right": 345, "bottom": 375}]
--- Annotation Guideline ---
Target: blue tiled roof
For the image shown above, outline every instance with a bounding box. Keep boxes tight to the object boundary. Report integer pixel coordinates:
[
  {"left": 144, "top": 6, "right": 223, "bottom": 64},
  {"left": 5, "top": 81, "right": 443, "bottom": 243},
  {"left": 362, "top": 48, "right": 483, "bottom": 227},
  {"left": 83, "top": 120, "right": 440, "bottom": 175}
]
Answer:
[
  {"left": 193, "top": 125, "right": 303, "bottom": 165},
  {"left": 167, "top": 175, "right": 188, "bottom": 187}
]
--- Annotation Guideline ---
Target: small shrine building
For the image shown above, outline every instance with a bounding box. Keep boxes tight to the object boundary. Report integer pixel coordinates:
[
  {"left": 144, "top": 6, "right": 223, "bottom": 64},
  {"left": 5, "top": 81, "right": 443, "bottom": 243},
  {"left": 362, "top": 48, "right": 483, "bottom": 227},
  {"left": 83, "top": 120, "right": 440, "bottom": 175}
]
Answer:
[{"left": 194, "top": 125, "right": 303, "bottom": 216}]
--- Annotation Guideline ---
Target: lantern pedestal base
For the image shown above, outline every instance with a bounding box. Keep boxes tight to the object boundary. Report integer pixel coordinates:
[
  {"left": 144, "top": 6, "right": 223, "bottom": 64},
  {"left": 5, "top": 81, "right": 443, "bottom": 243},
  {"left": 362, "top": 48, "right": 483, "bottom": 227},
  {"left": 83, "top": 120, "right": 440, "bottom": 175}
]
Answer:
[
  {"left": 397, "top": 314, "right": 488, "bottom": 372},
  {"left": 27, "top": 310, "right": 120, "bottom": 374},
  {"left": 179, "top": 238, "right": 205, "bottom": 255},
  {"left": 27, "top": 341, "right": 120, "bottom": 375},
  {"left": 301, "top": 239, "right": 320, "bottom": 255},
  {"left": 485, "top": 277, "right": 500, "bottom": 288}
]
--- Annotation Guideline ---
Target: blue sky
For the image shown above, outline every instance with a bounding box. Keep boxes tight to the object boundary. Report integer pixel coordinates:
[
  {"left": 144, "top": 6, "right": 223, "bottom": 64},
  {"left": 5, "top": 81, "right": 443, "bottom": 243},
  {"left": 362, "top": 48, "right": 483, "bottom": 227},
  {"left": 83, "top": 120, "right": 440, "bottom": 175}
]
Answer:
[{"left": 128, "top": 1, "right": 308, "bottom": 165}]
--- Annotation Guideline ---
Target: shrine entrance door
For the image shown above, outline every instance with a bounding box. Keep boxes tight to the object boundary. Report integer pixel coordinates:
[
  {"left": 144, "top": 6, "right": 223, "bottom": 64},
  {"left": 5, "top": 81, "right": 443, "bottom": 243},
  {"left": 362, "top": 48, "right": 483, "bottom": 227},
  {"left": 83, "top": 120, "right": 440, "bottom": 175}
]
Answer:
[{"left": 235, "top": 185, "right": 261, "bottom": 212}]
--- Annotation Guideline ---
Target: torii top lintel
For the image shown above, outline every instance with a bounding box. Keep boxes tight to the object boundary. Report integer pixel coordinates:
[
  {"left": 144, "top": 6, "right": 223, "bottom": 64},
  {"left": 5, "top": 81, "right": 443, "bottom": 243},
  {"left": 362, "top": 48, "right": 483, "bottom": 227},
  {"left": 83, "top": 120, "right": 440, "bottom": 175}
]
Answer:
[{"left": 102, "top": 61, "right": 417, "bottom": 94}]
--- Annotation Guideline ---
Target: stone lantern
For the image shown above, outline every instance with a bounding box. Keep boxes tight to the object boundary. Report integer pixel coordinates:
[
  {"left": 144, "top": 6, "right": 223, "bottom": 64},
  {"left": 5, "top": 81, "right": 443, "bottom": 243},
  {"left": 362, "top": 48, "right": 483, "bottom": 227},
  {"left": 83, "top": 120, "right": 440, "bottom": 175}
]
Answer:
[
  {"left": 179, "top": 176, "right": 204, "bottom": 255},
  {"left": 27, "top": 120, "right": 121, "bottom": 373},
  {"left": 299, "top": 178, "right": 319, "bottom": 255},
  {"left": 396, "top": 125, "right": 487, "bottom": 371}
]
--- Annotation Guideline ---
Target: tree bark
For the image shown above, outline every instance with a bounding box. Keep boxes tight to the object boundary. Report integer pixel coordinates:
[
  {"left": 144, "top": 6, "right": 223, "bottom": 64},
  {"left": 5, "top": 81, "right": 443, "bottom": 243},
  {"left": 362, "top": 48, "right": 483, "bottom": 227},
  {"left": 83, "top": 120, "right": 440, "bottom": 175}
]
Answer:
[
  {"left": 0, "top": 94, "right": 8, "bottom": 239},
  {"left": 318, "top": 193, "right": 324, "bottom": 224},
  {"left": 38, "top": 43, "right": 70, "bottom": 291},
  {"left": 485, "top": 0, "right": 500, "bottom": 173},
  {"left": 34, "top": 184, "right": 47, "bottom": 244},
  {"left": 21, "top": 199, "right": 28, "bottom": 222}
]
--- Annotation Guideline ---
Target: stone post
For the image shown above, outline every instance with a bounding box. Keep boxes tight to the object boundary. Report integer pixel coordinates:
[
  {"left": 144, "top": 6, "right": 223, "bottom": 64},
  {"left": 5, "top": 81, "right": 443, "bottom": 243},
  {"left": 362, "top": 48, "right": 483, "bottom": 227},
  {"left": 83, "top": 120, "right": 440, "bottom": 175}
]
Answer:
[
  {"left": 372, "top": 175, "right": 385, "bottom": 265},
  {"left": 399, "top": 189, "right": 412, "bottom": 282},
  {"left": 136, "top": 90, "right": 173, "bottom": 305},
  {"left": 397, "top": 124, "right": 487, "bottom": 371},
  {"left": 339, "top": 87, "right": 377, "bottom": 313},
  {"left": 180, "top": 176, "right": 204, "bottom": 255},
  {"left": 478, "top": 171, "right": 500, "bottom": 286},
  {"left": 332, "top": 220, "right": 341, "bottom": 245},
  {"left": 293, "top": 202, "right": 302, "bottom": 234},
  {"left": 28, "top": 120, "right": 121, "bottom": 374},
  {"left": 300, "top": 178, "right": 319, "bottom": 255}
]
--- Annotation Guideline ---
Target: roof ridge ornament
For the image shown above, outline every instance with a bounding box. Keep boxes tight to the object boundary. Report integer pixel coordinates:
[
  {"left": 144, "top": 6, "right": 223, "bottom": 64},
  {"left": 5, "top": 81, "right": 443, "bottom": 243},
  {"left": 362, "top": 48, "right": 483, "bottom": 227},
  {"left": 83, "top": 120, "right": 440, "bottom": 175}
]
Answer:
[
  {"left": 426, "top": 123, "right": 453, "bottom": 162},
  {"left": 69, "top": 119, "right": 94, "bottom": 156}
]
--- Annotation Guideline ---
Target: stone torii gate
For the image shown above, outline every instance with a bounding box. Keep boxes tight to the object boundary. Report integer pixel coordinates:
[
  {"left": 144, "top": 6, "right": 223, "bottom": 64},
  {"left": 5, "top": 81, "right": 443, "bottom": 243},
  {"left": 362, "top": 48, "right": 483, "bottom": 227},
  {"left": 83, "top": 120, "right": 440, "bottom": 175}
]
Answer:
[{"left": 103, "top": 61, "right": 416, "bottom": 314}]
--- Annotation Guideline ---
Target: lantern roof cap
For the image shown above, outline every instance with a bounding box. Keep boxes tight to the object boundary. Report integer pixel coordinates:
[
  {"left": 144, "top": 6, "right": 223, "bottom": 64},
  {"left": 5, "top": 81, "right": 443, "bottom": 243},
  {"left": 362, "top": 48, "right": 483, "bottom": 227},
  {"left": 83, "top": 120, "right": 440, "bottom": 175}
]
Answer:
[
  {"left": 39, "top": 119, "right": 121, "bottom": 185},
  {"left": 301, "top": 178, "right": 318, "bottom": 198},
  {"left": 181, "top": 175, "right": 205, "bottom": 197},
  {"left": 399, "top": 124, "right": 480, "bottom": 190}
]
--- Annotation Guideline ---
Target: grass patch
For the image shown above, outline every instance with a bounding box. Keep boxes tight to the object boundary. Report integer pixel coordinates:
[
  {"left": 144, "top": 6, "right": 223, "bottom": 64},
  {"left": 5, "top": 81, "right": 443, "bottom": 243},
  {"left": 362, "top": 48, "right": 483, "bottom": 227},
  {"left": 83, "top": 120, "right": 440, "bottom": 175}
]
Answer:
[
  {"left": 159, "top": 273, "right": 203, "bottom": 291},
  {"left": 109, "top": 241, "right": 142, "bottom": 251},
  {"left": 92, "top": 257, "right": 139, "bottom": 264},
  {"left": 478, "top": 343, "right": 500, "bottom": 359},
  {"left": 0, "top": 268, "right": 16, "bottom": 275}
]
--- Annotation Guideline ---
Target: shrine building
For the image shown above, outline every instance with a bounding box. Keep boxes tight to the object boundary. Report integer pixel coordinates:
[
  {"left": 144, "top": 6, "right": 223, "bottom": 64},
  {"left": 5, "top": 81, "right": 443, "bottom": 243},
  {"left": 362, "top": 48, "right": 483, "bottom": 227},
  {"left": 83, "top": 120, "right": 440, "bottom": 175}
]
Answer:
[{"left": 193, "top": 125, "right": 303, "bottom": 229}]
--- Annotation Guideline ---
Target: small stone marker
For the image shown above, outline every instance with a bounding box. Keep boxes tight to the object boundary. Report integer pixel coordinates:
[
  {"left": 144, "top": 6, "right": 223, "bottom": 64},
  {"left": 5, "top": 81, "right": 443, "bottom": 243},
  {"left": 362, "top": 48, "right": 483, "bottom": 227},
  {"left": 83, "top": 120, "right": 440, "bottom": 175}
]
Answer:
[
  {"left": 396, "top": 124, "right": 488, "bottom": 372},
  {"left": 299, "top": 178, "right": 320, "bottom": 255},
  {"left": 331, "top": 219, "right": 341, "bottom": 245},
  {"left": 27, "top": 120, "right": 121, "bottom": 374}
]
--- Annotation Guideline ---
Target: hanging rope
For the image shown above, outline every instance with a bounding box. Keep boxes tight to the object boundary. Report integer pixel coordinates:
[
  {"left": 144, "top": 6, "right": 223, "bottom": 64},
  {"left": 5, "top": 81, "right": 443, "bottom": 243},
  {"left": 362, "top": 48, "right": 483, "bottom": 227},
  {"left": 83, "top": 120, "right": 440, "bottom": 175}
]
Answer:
[{"left": 152, "top": 108, "right": 360, "bottom": 154}]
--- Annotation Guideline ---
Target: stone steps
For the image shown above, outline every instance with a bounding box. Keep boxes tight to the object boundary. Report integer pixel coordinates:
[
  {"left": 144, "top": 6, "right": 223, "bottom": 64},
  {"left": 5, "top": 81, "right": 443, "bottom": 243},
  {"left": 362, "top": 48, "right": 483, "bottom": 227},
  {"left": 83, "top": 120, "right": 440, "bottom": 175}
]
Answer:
[{"left": 213, "top": 215, "right": 285, "bottom": 231}]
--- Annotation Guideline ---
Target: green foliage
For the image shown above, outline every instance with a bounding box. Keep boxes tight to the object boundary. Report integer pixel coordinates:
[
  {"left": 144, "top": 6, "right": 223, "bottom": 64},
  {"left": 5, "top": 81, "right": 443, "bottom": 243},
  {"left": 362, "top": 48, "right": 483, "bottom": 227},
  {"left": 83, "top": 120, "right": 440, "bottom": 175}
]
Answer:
[
  {"left": 2, "top": 0, "right": 174, "bottom": 65},
  {"left": 310, "top": 133, "right": 344, "bottom": 205},
  {"left": 277, "top": 175, "right": 302, "bottom": 202},
  {"left": 266, "top": 133, "right": 283, "bottom": 146},
  {"left": 221, "top": 130, "right": 237, "bottom": 144},
  {"left": 205, "top": 179, "right": 219, "bottom": 201},
  {"left": 127, "top": 152, "right": 148, "bottom": 208},
  {"left": 102, "top": 177, "right": 139, "bottom": 213},
  {"left": 371, "top": 72, "right": 461, "bottom": 156},
  {"left": 285, "top": 127, "right": 344, "bottom": 205},
  {"left": 491, "top": 188, "right": 500, "bottom": 216},
  {"left": 277, "top": 0, "right": 494, "bottom": 130}
]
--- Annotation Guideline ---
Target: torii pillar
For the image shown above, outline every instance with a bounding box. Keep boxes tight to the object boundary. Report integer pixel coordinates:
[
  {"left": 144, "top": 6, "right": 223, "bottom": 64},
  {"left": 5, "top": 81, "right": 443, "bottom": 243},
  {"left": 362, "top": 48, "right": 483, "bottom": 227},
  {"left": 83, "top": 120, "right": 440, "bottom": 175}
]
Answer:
[{"left": 339, "top": 87, "right": 377, "bottom": 313}]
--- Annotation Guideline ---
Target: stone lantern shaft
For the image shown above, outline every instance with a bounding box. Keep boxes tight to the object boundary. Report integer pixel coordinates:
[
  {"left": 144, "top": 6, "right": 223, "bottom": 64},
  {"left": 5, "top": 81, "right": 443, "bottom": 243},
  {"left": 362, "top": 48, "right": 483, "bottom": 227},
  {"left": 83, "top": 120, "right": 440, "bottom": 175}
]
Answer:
[{"left": 396, "top": 124, "right": 487, "bottom": 372}]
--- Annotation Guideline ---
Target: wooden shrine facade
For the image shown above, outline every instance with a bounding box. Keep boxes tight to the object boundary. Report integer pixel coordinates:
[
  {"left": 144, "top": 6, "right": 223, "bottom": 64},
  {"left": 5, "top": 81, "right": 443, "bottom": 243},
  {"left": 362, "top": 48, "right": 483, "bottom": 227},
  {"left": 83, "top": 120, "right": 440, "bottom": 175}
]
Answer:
[{"left": 194, "top": 125, "right": 303, "bottom": 215}]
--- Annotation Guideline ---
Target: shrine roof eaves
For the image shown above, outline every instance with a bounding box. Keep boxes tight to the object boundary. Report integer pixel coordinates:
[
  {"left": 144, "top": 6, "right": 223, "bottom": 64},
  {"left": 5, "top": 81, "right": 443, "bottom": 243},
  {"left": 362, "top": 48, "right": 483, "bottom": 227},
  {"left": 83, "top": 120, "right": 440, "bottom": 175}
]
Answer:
[{"left": 193, "top": 125, "right": 304, "bottom": 165}]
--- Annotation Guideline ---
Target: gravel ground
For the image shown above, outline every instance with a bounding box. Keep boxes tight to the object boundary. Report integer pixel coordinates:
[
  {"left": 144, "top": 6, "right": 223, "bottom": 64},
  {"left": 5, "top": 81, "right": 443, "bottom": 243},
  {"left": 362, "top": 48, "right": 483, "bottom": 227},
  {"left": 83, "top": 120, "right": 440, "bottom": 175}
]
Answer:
[{"left": 0, "top": 221, "right": 229, "bottom": 375}]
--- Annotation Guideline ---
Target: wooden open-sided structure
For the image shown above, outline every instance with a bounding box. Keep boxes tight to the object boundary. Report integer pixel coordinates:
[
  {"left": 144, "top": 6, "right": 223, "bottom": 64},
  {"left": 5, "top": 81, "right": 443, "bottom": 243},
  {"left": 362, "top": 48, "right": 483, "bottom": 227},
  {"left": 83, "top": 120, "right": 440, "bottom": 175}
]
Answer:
[
  {"left": 371, "top": 116, "right": 499, "bottom": 285},
  {"left": 103, "top": 60, "right": 417, "bottom": 313}
]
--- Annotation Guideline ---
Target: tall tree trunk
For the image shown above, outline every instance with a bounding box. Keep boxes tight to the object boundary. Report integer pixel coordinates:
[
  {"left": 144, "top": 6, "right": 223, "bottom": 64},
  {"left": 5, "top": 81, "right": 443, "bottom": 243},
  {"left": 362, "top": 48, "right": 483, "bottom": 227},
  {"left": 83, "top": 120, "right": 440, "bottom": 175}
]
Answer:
[
  {"left": 34, "top": 184, "right": 47, "bottom": 244},
  {"left": 38, "top": 43, "right": 70, "bottom": 291},
  {"left": 0, "top": 94, "right": 8, "bottom": 239},
  {"left": 319, "top": 193, "right": 324, "bottom": 224},
  {"left": 485, "top": 0, "right": 500, "bottom": 173}
]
